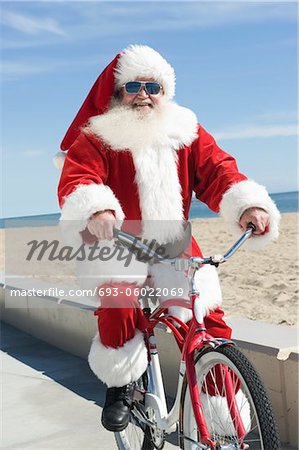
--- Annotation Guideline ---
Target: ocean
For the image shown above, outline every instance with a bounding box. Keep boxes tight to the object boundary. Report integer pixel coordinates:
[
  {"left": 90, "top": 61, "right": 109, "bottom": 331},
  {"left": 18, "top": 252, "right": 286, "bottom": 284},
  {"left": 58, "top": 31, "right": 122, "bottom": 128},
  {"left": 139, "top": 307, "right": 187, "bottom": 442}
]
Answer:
[{"left": 1, "top": 191, "right": 298, "bottom": 228}]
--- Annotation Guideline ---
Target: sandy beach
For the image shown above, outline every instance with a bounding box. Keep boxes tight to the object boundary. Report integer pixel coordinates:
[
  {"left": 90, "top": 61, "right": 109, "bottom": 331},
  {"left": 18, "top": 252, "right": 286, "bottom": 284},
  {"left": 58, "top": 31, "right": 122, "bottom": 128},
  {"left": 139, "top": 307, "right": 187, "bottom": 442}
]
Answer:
[
  {"left": 192, "top": 212, "right": 298, "bottom": 327},
  {"left": 1, "top": 212, "right": 298, "bottom": 327}
]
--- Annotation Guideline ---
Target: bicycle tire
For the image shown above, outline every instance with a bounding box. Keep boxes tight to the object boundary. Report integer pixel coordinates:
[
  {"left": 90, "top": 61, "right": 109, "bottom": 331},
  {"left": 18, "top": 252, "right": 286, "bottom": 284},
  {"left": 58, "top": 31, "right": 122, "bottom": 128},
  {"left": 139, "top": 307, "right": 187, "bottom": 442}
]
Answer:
[
  {"left": 115, "top": 423, "right": 154, "bottom": 450},
  {"left": 114, "top": 371, "right": 164, "bottom": 450},
  {"left": 180, "top": 345, "right": 281, "bottom": 449}
]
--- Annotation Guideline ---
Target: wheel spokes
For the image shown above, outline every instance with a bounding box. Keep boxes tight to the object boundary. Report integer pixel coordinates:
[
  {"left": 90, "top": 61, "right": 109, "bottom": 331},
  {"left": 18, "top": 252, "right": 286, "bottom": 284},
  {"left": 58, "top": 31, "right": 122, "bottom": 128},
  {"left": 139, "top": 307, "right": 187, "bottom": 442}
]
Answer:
[{"left": 197, "top": 361, "right": 263, "bottom": 448}]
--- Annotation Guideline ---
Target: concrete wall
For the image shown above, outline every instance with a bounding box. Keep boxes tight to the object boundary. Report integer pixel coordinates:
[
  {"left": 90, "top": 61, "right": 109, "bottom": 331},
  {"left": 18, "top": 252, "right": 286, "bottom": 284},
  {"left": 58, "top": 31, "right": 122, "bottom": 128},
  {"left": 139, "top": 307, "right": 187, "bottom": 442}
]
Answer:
[{"left": 1, "top": 281, "right": 298, "bottom": 447}]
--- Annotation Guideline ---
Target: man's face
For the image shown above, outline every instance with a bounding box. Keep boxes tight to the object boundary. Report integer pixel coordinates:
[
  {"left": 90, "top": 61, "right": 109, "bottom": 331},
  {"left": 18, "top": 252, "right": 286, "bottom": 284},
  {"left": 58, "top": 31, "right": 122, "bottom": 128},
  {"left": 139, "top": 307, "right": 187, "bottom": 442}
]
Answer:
[{"left": 120, "top": 77, "right": 164, "bottom": 114}]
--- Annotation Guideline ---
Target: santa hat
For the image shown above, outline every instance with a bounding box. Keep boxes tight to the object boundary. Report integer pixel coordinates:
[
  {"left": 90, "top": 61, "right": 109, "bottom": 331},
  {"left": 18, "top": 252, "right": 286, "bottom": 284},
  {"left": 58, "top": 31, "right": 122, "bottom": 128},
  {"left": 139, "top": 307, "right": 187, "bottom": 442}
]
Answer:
[
  {"left": 114, "top": 45, "right": 175, "bottom": 101},
  {"left": 59, "top": 45, "right": 176, "bottom": 153}
]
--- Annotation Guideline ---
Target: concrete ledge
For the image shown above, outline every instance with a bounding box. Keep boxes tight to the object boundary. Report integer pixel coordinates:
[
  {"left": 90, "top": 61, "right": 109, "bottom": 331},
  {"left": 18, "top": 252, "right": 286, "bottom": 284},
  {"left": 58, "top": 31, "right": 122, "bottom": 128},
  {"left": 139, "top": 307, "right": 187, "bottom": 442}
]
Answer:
[{"left": 0, "top": 277, "right": 298, "bottom": 447}]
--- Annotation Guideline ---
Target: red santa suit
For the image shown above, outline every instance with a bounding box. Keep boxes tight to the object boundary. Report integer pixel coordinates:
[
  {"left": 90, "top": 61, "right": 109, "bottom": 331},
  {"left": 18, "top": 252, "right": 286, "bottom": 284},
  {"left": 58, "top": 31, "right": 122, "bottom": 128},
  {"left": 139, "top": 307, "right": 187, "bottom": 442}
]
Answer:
[{"left": 56, "top": 45, "right": 280, "bottom": 388}]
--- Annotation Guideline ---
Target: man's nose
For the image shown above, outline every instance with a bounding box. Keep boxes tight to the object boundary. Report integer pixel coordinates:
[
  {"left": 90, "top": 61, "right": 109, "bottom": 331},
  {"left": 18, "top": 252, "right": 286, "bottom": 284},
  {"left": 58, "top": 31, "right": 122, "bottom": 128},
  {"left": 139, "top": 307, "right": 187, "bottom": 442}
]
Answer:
[{"left": 137, "top": 86, "right": 149, "bottom": 97}]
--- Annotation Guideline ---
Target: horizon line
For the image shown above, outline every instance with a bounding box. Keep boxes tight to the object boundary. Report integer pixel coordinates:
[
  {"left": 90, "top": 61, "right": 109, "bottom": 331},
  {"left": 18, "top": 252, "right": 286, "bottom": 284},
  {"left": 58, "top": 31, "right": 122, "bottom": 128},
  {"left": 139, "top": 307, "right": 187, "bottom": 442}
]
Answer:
[{"left": 1, "top": 190, "right": 298, "bottom": 221}]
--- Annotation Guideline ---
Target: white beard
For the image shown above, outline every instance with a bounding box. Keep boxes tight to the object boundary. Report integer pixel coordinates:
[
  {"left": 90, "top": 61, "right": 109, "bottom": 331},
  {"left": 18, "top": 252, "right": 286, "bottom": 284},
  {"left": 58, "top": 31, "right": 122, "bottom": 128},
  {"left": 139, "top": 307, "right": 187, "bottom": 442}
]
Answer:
[{"left": 86, "top": 100, "right": 198, "bottom": 153}]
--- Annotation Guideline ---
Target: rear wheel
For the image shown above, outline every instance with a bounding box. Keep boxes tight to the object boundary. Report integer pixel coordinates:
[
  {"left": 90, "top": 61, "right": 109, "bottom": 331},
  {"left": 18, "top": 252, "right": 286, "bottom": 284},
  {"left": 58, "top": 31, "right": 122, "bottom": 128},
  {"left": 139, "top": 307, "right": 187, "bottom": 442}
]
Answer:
[
  {"left": 180, "top": 345, "right": 281, "bottom": 449},
  {"left": 115, "top": 418, "right": 154, "bottom": 450}
]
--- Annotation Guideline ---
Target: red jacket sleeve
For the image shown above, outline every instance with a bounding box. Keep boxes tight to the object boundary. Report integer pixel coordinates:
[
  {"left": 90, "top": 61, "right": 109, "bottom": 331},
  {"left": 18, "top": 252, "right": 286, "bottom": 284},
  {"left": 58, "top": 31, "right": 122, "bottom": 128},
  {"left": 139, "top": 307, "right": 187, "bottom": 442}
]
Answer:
[
  {"left": 192, "top": 125, "right": 247, "bottom": 213},
  {"left": 57, "top": 132, "right": 109, "bottom": 207}
]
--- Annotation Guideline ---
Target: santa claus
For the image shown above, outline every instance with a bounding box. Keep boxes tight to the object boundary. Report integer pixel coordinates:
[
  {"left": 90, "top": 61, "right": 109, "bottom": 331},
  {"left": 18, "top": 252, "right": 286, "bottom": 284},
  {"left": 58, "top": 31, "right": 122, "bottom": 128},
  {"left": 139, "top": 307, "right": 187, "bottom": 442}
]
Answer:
[{"left": 57, "top": 45, "right": 280, "bottom": 432}]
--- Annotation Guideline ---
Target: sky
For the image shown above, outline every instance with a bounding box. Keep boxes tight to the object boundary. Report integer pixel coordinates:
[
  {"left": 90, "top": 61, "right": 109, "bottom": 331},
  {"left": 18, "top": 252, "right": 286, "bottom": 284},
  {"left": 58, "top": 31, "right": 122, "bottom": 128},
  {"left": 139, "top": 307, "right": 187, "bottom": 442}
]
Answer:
[{"left": 1, "top": 1, "right": 298, "bottom": 218}]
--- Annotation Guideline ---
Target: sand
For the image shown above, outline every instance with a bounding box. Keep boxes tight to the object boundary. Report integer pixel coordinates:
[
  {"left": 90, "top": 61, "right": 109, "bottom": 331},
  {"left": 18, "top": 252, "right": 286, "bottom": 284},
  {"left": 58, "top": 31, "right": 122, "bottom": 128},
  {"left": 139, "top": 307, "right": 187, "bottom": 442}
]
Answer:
[
  {"left": 192, "top": 212, "right": 298, "bottom": 327},
  {"left": 1, "top": 212, "right": 298, "bottom": 327}
]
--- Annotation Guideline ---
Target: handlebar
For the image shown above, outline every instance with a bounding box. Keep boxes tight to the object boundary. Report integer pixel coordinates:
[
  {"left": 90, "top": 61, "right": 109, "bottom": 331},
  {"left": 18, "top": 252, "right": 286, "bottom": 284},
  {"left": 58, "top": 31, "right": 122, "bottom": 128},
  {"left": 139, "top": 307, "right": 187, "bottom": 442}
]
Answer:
[
  {"left": 195, "top": 223, "right": 256, "bottom": 266},
  {"left": 113, "top": 222, "right": 256, "bottom": 269}
]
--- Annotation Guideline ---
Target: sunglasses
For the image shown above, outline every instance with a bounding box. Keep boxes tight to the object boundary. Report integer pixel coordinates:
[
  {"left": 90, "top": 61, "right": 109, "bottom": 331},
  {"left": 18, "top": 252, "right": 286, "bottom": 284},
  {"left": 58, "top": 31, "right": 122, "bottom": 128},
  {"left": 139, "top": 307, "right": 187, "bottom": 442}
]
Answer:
[{"left": 123, "top": 81, "right": 163, "bottom": 95}]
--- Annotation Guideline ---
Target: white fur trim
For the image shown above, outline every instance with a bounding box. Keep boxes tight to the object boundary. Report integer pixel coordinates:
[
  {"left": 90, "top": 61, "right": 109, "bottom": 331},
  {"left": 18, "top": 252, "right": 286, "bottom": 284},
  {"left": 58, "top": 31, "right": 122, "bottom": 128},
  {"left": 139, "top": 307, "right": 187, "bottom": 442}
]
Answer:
[
  {"left": 88, "top": 330, "right": 148, "bottom": 387},
  {"left": 219, "top": 180, "right": 281, "bottom": 250},
  {"left": 149, "top": 264, "right": 222, "bottom": 324},
  {"left": 53, "top": 151, "right": 66, "bottom": 170},
  {"left": 114, "top": 45, "right": 176, "bottom": 100},
  {"left": 60, "top": 183, "right": 125, "bottom": 247},
  {"left": 195, "top": 264, "right": 222, "bottom": 312},
  {"left": 132, "top": 146, "right": 184, "bottom": 243},
  {"left": 59, "top": 183, "right": 146, "bottom": 291},
  {"left": 201, "top": 390, "right": 251, "bottom": 435},
  {"left": 86, "top": 102, "right": 198, "bottom": 153}
]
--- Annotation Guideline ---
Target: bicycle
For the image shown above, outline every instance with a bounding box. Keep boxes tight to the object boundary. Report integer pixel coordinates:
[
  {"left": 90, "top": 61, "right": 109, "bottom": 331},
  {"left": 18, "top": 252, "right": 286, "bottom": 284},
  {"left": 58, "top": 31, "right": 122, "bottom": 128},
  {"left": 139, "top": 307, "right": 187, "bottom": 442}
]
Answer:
[{"left": 112, "top": 225, "right": 281, "bottom": 450}]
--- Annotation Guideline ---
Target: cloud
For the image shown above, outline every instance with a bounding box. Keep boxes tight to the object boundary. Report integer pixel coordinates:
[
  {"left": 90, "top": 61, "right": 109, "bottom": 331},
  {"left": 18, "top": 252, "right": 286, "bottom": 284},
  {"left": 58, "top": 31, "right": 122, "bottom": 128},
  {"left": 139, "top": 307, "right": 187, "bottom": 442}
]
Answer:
[
  {"left": 214, "top": 124, "right": 298, "bottom": 141},
  {"left": 85, "top": 2, "right": 296, "bottom": 30},
  {"left": 1, "top": 3, "right": 296, "bottom": 79},
  {"left": 2, "top": 61, "right": 49, "bottom": 77},
  {"left": 256, "top": 111, "right": 298, "bottom": 123},
  {"left": 1, "top": 55, "right": 105, "bottom": 79},
  {"left": 66, "top": 2, "right": 296, "bottom": 42},
  {"left": 2, "top": 2, "right": 296, "bottom": 48},
  {"left": 1, "top": 10, "right": 67, "bottom": 36}
]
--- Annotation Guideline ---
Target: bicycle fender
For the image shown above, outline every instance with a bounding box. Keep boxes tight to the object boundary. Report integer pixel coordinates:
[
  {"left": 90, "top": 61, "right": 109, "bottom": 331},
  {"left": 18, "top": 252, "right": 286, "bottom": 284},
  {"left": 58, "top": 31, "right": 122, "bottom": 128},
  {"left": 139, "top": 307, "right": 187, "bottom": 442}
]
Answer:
[{"left": 145, "top": 393, "right": 167, "bottom": 429}]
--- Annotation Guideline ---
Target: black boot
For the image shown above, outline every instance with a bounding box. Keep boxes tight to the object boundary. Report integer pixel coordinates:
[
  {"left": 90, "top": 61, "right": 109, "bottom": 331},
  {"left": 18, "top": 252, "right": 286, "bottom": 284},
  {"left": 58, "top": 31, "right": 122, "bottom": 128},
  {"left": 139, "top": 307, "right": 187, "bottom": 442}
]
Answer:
[{"left": 101, "top": 382, "right": 135, "bottom": 432}]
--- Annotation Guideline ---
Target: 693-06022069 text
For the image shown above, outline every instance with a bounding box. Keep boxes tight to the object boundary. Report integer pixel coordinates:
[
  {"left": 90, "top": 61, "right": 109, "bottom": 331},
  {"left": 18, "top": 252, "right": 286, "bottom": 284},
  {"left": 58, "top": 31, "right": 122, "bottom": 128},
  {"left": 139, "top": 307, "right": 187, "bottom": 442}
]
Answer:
[{"left": 98, "top": 286, "right": 185, "bottom": 298}]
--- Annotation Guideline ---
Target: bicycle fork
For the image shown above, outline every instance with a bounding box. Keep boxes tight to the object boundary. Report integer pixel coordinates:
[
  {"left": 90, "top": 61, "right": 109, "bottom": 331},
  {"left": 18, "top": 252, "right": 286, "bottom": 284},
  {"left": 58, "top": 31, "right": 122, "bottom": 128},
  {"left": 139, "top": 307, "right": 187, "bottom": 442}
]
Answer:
[
  {"left": 185, "top": 342, "right": 215, "bottom": 448},
  {"left": 184, "top": 330, "right": 247, "bottom": 449}
]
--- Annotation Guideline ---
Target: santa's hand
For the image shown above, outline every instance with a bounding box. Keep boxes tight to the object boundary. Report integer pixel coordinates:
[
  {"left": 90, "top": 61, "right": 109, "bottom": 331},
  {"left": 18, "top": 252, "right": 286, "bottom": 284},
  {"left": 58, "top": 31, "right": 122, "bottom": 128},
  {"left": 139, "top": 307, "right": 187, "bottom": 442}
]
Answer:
[
  {"left": 239, "top": 207, "right": 270, "bottom": 235},
  {"left": 87, "top": 210, "right": 116, "bottom": 240}
]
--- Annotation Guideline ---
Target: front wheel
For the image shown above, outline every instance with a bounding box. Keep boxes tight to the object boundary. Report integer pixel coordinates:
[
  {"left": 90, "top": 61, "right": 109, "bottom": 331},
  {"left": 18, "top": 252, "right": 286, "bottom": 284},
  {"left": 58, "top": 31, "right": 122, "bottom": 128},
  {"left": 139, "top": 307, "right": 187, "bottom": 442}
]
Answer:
[{"left": 180, "top": 345, "right": 281, "bottom": 449}]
